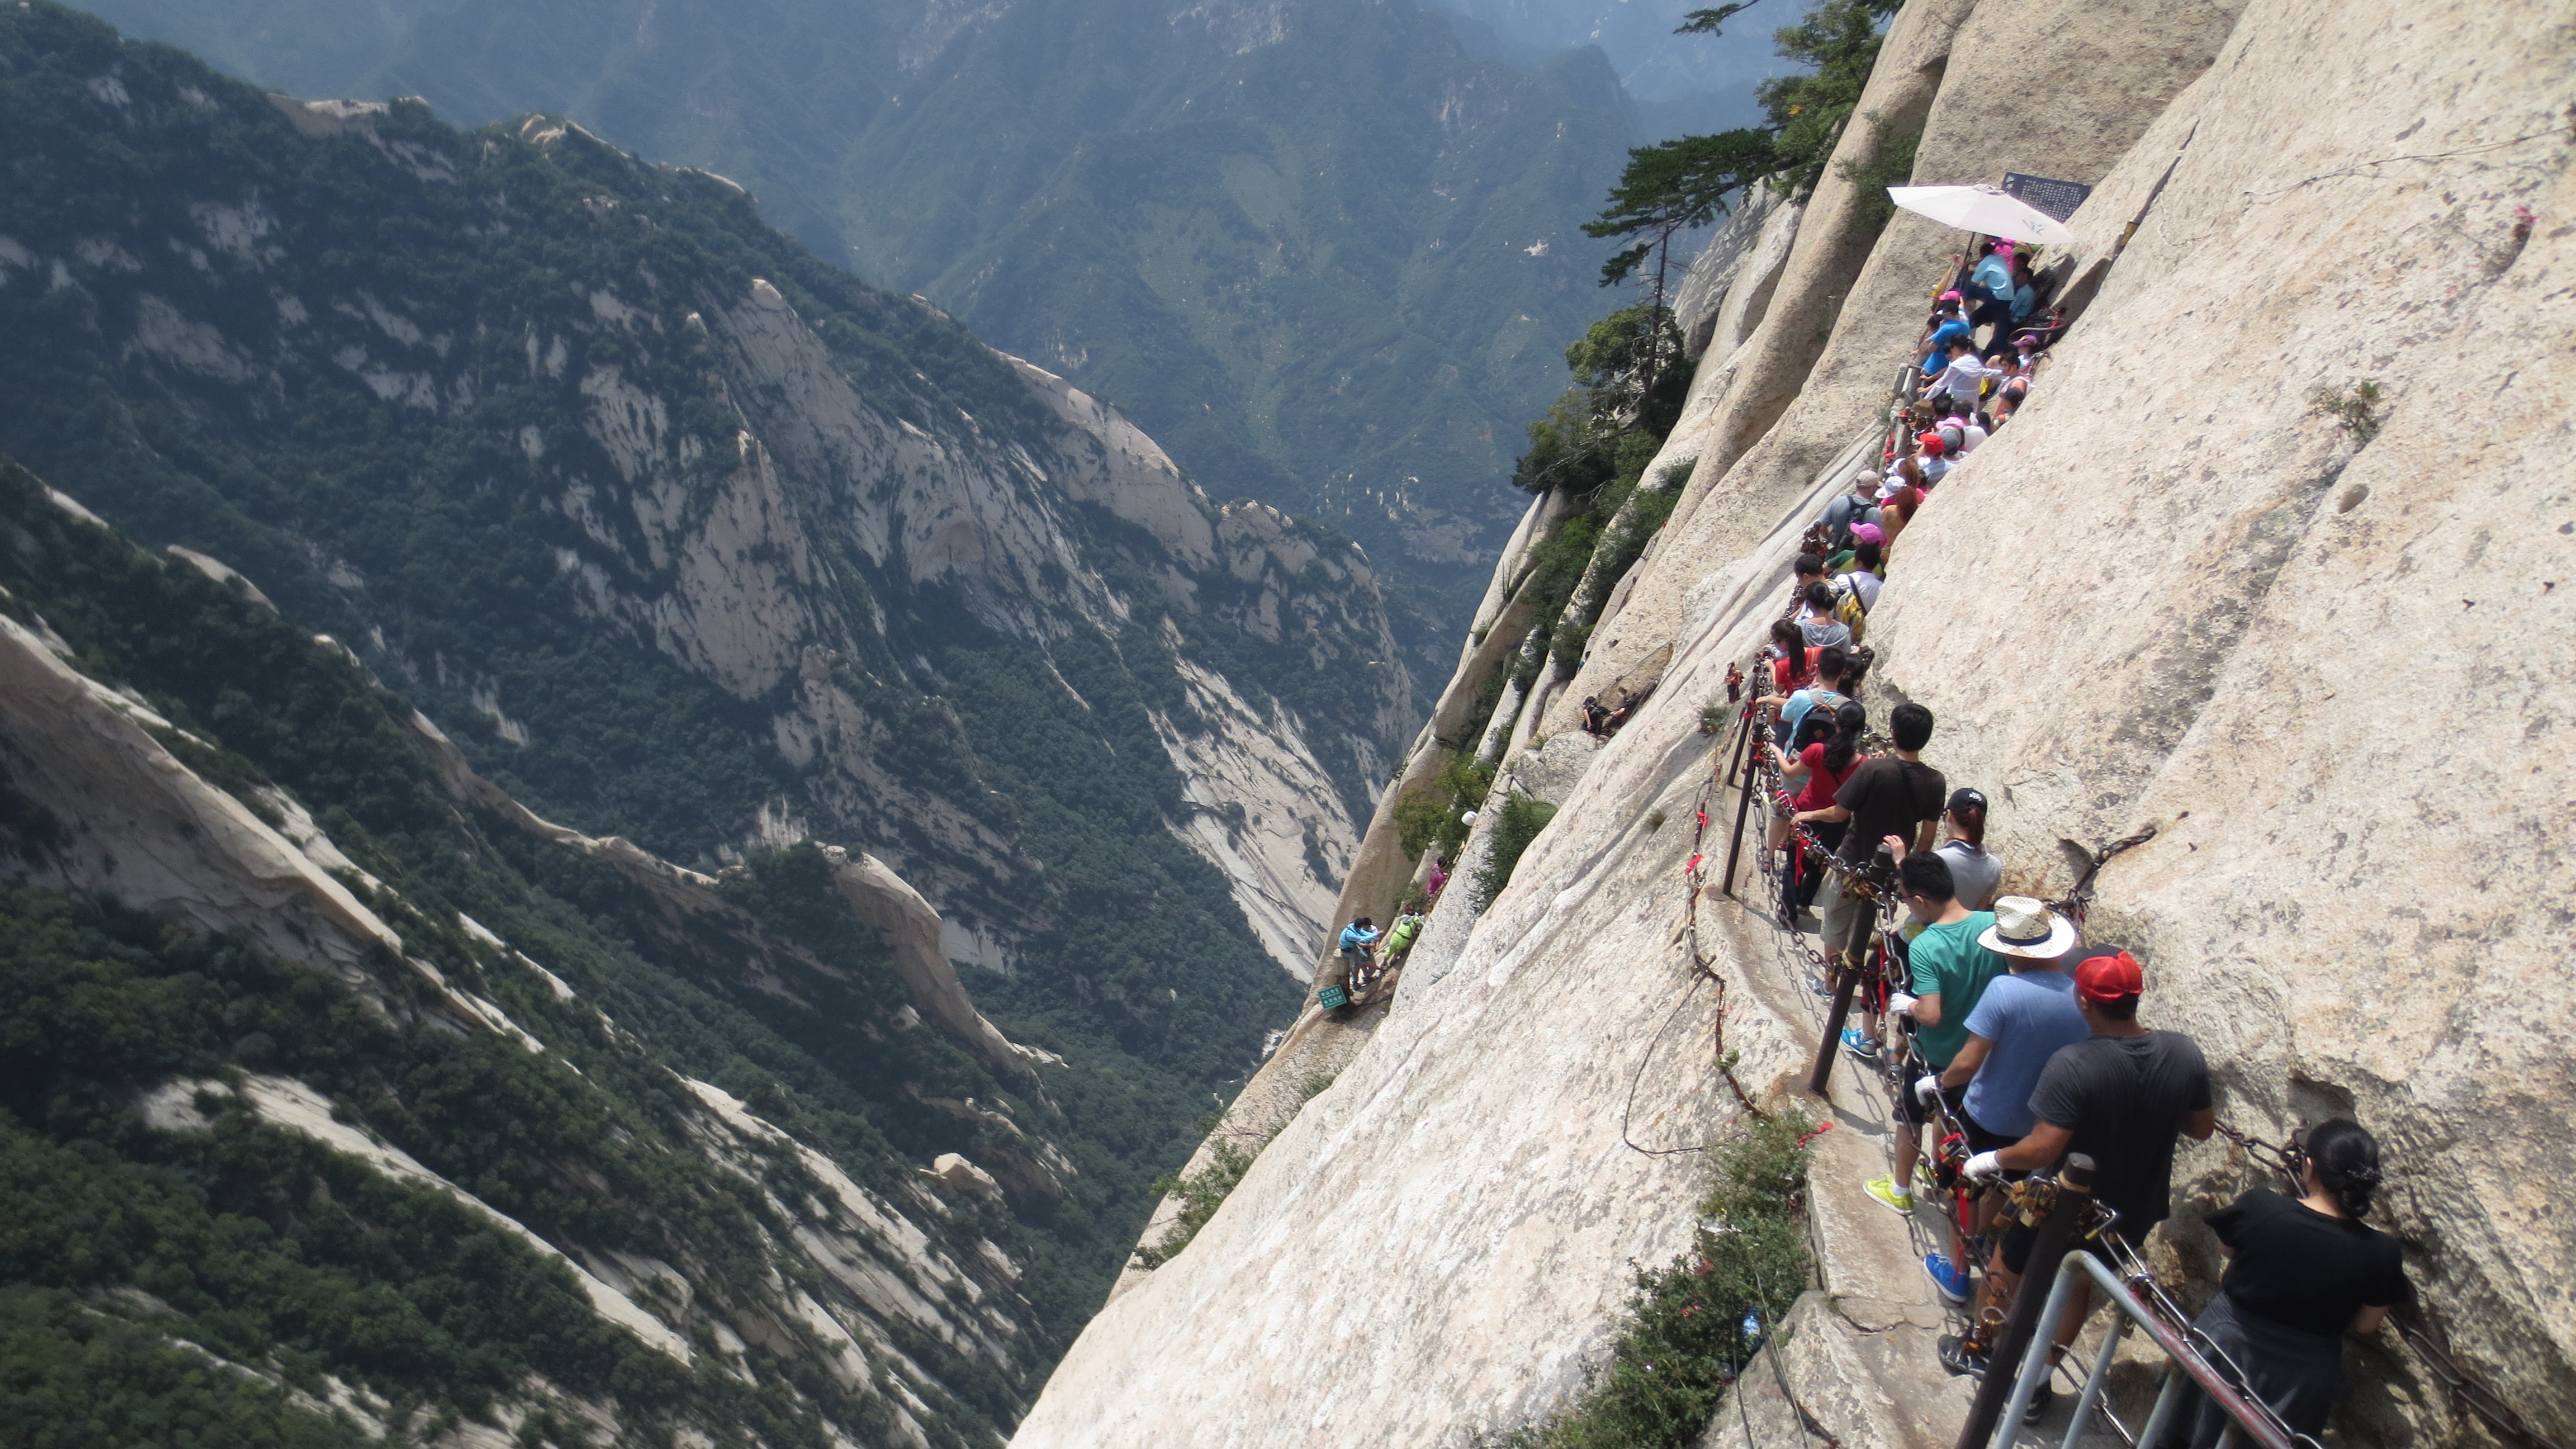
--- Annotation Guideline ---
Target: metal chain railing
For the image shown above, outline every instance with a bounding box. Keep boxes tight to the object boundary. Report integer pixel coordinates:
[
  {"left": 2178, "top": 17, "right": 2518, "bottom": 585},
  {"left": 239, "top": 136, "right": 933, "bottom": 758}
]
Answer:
[{"left": 1702, "top": 594, "right": 2563, "bottom": 1449}]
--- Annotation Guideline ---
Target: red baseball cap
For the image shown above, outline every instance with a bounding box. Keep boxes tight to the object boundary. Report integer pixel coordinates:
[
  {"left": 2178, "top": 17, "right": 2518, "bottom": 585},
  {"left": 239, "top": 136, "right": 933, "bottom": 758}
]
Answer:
[
  {"left": 2075, "top": 951, "right": 2144, "bottom": 1003},
  {"left": 1917, "top": 431, "right": 1947, "bottom": 456}
]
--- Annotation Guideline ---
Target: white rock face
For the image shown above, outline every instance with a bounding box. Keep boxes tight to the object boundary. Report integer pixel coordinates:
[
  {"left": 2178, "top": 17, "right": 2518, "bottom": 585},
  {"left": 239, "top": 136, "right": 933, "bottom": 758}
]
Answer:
[
  {"left": 1152, "top": 655, "right": 1358, "bottom": 978},
  {"left": 821, "top": 844, "right": 1053, "bottom": 1076},
  {"left": 1016, "top": 1, "right": 2575, "bottom": 1443},
  {"left": 0, "top": 608, "right": 405, "bottom": 983},
  {"left": 539, "top": 273, "right": 1393, "bottom": 973},
  {"left": 1671, "top": 185, "right": 1793, "bottom": 362}
]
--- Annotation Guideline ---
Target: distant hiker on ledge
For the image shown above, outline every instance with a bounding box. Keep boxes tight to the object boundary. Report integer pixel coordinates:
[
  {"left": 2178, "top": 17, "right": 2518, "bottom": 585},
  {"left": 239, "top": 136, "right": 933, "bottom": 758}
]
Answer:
[
  {"left": 1357, "top": 910, "right": 1426, "bottom": 1000},
  {"left": 1382, "top": 910, "right": 1425, "bottom": 963},
  {"left": 1425, "top": 856, "right": 1450, "bottom": 900},
  {"left": 1334, "top": 916, "right": 1379, "bottom": 993}
]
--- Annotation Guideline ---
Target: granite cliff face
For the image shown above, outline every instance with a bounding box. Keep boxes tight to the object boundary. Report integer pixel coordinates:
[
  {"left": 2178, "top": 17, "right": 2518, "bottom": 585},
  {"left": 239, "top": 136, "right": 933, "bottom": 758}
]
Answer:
[{"left": 1014, "top": 0, "right": 2575, "bottom": 1444}]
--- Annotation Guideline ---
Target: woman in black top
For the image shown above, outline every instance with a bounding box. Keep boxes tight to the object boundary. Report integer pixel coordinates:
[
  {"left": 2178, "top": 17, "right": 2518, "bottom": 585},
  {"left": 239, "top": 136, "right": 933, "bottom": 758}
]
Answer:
[{"left": 2167, "top": 1120, "right": 2408, "bottom": 1448}]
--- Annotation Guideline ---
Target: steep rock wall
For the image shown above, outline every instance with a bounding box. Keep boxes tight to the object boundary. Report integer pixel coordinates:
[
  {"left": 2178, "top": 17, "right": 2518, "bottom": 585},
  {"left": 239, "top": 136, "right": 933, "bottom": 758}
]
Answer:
[
  {"left": 1017, "top": 0, "right": 2575, "bottom": 1443},
  {"left": 1871, "top": 0, "right": 2575, "bottom": 1418},
  {"left": 1549, "top": 0, "right": 2245, "bottom": 733}
]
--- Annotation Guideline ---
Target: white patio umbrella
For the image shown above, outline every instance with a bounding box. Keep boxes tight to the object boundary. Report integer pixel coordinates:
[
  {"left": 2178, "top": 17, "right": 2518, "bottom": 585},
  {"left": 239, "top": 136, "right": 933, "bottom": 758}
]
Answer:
[{"left": 1884, "top": 184, "right": 2077, "bottom": 245}]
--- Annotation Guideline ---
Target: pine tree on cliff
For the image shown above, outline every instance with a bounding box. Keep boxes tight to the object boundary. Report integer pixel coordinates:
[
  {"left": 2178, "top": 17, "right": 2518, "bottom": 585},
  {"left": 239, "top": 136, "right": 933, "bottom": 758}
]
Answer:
[
  {"left": 1582, "top": 130, "right": 1777, "bottom": 413},
  {"left": 1674, "top": 0, "right": 1907, "bottom": 199}
]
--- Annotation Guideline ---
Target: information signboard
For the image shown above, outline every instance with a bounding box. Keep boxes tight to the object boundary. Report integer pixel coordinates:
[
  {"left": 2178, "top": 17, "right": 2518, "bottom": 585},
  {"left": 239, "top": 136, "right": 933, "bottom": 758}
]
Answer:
[{"left": 2002, "top": 172, "right": 2093, "bottom": 222}]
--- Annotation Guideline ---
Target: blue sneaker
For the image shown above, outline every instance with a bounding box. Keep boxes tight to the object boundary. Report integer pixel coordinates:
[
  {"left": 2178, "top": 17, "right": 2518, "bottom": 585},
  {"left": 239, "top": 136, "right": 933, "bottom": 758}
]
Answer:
[
  {"left": 1924, "top": 1252, "right": 1972, "bottom": 1305},
  {"left": 1840, "top": 1027, "right": 1881, "bottom": 1060}
]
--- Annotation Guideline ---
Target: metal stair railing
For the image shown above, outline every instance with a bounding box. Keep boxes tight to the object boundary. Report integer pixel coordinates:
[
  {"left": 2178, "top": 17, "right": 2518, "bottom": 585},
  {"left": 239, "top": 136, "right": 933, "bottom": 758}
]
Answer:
[{"left": 1987, "top": 1249, "right": 2317, "bottom": 1449}]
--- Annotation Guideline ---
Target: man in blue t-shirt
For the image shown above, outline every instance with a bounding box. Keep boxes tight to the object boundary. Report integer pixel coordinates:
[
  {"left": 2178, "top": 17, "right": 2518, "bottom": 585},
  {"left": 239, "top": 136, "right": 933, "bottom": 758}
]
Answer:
[
  {"left": 1915, "top": 902, "right": 2088, "bottom": 1300},
  {"left": 1891, "top": 891, "right": 2078, "bottom": 1301},
  {"left": 1939, "top": 910, "right": 2092, "bottom": 1144},
  {"left": 1921, "top": 315, "right": 1973, "bottom": 374}
]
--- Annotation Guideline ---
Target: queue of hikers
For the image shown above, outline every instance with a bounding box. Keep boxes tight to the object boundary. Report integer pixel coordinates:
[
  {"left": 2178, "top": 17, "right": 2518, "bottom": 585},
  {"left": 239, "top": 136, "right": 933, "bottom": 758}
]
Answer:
[
  {"left": 1733, "top": 239, "right": 2409, "bottom": 1442},
  {"left": 1328, "top": 880, "right": 1436, "bottom": 1009}
]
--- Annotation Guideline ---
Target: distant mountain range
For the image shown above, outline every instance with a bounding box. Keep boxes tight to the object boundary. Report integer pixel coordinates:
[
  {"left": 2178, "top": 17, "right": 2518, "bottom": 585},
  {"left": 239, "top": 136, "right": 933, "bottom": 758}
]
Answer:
[
  {"left": 66, "top": 0, "right": 1779, "bottom": 662},
  {"left": 0, "top": 3, "right": 1430, "bottom": 1418},
  {"left": 1431, "top": 0, "right": 1789, "bottom": 126}
]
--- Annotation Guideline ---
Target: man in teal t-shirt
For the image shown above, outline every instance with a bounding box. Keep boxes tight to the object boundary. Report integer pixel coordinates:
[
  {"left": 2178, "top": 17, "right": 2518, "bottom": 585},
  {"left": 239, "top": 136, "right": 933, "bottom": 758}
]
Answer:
[{"left": 1864, "top": 850, "right": 2004, "bottom": 1224}]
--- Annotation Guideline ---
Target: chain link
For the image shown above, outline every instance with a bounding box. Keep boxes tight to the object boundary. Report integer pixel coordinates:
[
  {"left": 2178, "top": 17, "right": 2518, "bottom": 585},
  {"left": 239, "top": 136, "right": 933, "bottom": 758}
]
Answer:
[{"left": 1716, "top": 618, "right": 2558, "bottom": 1449}]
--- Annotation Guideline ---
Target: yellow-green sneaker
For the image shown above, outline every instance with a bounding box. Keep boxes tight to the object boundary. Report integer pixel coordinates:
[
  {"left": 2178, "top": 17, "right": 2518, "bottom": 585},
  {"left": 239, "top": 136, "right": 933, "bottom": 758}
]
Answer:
[{"left": 1864, "top": 1175, "right": 1915, "bottom": 1216}]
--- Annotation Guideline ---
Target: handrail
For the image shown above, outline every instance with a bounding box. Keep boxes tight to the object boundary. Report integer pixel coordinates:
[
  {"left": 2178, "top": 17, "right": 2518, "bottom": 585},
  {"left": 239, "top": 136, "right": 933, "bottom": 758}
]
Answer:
[
  {"left": 1995, "top": 1251, "right": 2315, "bottom": 1449},
  {"left": 1687, "top": 241, "right": 2569, "bottom": 1449}
]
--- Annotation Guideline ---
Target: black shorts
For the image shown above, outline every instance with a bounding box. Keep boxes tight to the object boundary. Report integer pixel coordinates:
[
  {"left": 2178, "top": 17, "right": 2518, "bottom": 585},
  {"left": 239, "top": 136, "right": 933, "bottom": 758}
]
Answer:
[
  {"left": 1896, "top": 1071, "right": 1966, "bottom": 1129},
  {"left": 1999, "top": 1210, "right": 2148, "bottom": 1277},
  {"left": 1957, "top": 1102, "right": 2018, "bottom": 1156}
]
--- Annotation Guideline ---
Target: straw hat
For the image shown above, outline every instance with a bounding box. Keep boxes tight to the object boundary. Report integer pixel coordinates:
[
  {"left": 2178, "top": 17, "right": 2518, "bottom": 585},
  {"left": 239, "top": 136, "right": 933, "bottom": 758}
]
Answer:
[{"left": 1978, "top": 896, "right": 2078, "bottom": 959}]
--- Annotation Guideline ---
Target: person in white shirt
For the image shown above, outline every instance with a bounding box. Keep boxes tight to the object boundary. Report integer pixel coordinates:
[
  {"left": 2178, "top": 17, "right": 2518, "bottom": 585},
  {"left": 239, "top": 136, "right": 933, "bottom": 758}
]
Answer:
[
  {"left": 1930, "top": 339, "right": 1994, "bottom": 412},
  {"left": 1836, "top": 539, "right": 1885, "bottom": 612}
]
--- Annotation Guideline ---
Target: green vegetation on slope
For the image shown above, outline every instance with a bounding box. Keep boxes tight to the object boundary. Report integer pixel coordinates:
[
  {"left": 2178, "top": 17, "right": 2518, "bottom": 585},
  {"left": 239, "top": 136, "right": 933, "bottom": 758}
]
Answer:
[
  {"left": 0, "top": 450, "right": 1223, "bottom": 1438},
  {"left": 1509, "top": 305, "right": 1692, "bottom": 678},
  {"left": 1471, "top": 796, "right": 1561, "bottom": 907},
  {"left": 1486, "top": 1111, "right": 1817, "bottom": 1448},
  {"left": 0, "top": 2, "right": 1314, "bottom": 1367}
]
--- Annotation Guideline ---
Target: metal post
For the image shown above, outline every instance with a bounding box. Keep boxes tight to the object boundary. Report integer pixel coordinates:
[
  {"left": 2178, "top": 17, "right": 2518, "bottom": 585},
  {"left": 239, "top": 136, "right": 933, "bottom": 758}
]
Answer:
[
  {"left": 2058, "top": 1312, "right": 2127, "bottom": 1447},
  {"left": 1804, "top": 891, "right": 1874, "bottom": 1095},
  {"left": 1998, "top": 1252, "right": 2086, "bottom": 1440},
  {"left": 2134, "top": 1368, "right": 2189, "bottom": 1449},
  {"left": 1720, "top": 721, "right": 1759, "bottom": 898},
  {"left": 1723, "top": 701, "right": 1755, "bottom": 787},
  {"left": 2065, "top": 1253, "right": 2304, "bottom": 1449},
  {"left": 1955, "top": 1155, "right": 2096, "bottom": 1449}
]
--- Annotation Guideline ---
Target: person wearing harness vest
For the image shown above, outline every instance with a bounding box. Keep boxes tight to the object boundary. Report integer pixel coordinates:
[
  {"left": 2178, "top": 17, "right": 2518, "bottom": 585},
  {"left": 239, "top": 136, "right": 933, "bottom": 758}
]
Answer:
[
  {"left": 1836, "top": 537, "right": 1883, "bottom": 613},
  {"left": 1357, "top": 911, "right": 1423, "bottom": 996},
  {"left": 1761, "top": 645, "right": 1852, "bottom": 761},
  {"left": 1382, "top": 910, "right": 1424, "bottom": 960},
  {"left": 1774, "top": 698, "right": 1867, "bottom": 924},
  {"left": 1819, "top": 474, "right": 1881, "bottom": 549}
]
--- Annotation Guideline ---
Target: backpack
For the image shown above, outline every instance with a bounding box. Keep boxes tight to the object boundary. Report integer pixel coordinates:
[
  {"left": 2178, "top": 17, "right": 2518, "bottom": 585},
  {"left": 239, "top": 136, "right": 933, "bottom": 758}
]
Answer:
[
  {"left": 1830, "top": 583, "right": 1869, "bottom": 644},
  {"left": 1789, "top": 688, "right": 1848, "bottom": 751}
]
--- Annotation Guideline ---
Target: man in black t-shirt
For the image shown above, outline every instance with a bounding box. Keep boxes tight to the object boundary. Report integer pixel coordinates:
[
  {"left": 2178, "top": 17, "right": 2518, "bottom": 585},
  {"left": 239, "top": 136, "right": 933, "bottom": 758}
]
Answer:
[
  {"left": 1793, "top": 700, "right": 1946, "bottom": 963},
  {"left": 1947, "top": 950, "right": 2215, "bottom": 1371}
]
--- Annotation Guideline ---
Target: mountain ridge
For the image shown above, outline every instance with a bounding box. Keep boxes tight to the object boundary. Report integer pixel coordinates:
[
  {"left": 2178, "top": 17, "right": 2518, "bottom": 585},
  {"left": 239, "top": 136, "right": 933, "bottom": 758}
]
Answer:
[
  {"left": 64, "top": 0, "right": 1667, "bottom": 654},
  {"left": 0, "top": 3, "right": 1418, "bottom": 1413}
]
